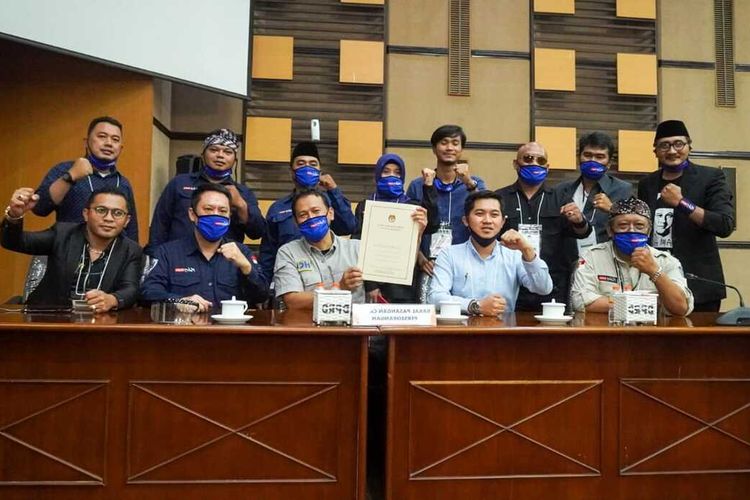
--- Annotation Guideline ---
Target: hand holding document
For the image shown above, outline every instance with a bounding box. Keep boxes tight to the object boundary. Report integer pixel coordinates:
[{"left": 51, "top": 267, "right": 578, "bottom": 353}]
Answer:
[{"left": 357, "top": 200, "right": 421, "bottom": 286}]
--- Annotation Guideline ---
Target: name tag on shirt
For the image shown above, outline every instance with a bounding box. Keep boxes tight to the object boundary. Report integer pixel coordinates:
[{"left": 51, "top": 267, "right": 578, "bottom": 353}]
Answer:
[{"left": 518, "top": 223, "right": 542, "bottom": 256}]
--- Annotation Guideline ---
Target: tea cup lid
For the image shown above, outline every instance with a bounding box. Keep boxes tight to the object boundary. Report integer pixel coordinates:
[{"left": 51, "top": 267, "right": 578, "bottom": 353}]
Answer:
[{"left": 221, "top": 296, "right": 246, "bottom": 305}]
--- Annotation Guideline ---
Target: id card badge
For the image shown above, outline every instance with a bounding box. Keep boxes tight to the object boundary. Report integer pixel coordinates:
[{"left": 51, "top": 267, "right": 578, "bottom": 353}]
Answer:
[
  {"left": 576, "top": 230, "right": 597, "bottom": 256},
  {"left": 518, "top": 223, "right": 542, "bottom": 256},
  {"left": 430, "top": 221, "right": 453, "bottom": 258}
]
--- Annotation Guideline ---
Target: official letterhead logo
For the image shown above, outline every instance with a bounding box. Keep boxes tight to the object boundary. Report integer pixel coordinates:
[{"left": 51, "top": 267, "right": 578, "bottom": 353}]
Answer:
[{"left": 388, "top": 214, "right": 396, "bottom": 223}]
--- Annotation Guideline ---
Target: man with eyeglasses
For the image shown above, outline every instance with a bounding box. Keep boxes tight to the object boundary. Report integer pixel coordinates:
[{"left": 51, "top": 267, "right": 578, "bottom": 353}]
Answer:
[
  {"left": 556, "top": 132, "right": 633, "bottom": 257},
  {"left": 495, "top": 142, "right": 592, "bottom": 311},
  {"left": 32, "top": 116, "right": 139, "bottom": 242},
  {"left": 637, "top": 120, "right": 735, "bottom": 312},
  {"left": 1, "top": 187, "right": 142, "bottom": 312},
  {"left": 570, "top": 197, "right": 693, "bottom": 316}
]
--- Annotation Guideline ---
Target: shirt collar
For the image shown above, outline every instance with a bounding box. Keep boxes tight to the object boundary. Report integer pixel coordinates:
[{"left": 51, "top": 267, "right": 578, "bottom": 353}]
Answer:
[{"left": 465, "top": 238, "right": 501, "bottom": 260}]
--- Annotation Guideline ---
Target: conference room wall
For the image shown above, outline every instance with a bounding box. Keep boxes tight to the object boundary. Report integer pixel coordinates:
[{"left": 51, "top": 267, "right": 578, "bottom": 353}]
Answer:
[
  {"left": 0, "top": 39, "right": 153, "bottom": 302},
  {"left": 151, "top": 79, "right": 172, "bottom": 219}
]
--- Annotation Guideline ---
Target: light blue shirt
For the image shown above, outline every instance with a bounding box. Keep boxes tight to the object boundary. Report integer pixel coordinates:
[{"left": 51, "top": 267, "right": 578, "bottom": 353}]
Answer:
[{"left": 428, "top": 239, "right": 553, "bottom": 313}]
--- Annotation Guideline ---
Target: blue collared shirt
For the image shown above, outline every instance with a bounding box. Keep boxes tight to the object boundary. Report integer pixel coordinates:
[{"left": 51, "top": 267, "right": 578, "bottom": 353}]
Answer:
[
  {"left": 140, "top": 234, "right": 269, "bottom": 306},
  {"left": 428, "top": 239, "right": 553, "bottom": 313},
  {"left": 259, "top": 188, "right": 357, "bottom": 279},
  {"left": 34, "top": 161, "right": 139, "bottom": 242},
  {"left": 145, "top": 172, "right": 266, "bottom": 256}
]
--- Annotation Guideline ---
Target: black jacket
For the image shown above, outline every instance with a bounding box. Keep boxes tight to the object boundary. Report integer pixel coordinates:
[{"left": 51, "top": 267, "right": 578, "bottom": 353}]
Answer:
[
  {"left": 1, "top": 220, "right": 143, "bottom": 308},
  {"left": 637, "top": 162, "right": 735, "bottom": 304}
]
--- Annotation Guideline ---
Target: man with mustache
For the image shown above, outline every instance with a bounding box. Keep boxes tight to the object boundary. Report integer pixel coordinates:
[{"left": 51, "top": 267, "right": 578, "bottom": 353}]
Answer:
[
  {"left": 428, "top": 190, "right": 552, "bottom": 316},
  {"left": 570, "top": 197, "right": 693, "bottom": 316},
  {"left": 637, "top": 120, "right": 734, "bottom": 312},
  {"left": 32, "top": 116, "right": 139, "bottom": 241}
]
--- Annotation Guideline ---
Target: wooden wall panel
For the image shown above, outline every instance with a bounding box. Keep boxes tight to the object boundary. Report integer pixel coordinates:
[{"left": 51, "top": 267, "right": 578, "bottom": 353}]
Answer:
[{"left": 0, "top": 39, "right": 152, "bottom": 303}]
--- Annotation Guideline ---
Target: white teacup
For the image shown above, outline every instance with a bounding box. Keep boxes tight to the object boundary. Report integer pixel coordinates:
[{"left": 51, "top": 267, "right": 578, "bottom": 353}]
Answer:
[
  {"left": 541, "top": 299, "right": 566, "bottom": 318},
  {"left": 439, "top": 300, "right": 462, "bottom": 318},
  {"left": 220, "top": 296, "right": 248, "bottom": 317}
]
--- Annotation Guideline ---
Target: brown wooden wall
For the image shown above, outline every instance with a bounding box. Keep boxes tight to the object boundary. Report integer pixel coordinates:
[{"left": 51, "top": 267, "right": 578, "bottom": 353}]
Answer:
[{"left": 0, "top": 39, "right": 153, "bottom": 302}]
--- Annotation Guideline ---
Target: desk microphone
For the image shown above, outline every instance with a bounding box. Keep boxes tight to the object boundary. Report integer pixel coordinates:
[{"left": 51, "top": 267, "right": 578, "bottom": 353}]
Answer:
[{"left": 685, "top": 273, "right": 750, "bottom": 326}]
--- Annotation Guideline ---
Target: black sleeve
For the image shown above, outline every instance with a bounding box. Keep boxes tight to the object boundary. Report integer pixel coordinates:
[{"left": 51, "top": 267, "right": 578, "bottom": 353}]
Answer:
[
  {"left": 0, "top": 219, "right": 57, "bottom": 255},
  {"left": 110, "top": 245, "right": 143, "bottom": 309},
  {"left": 700, "top": 169, "right": 735, "bottom": 238},
  {"left": 419, "top": 184, "right": 440, "bottom": 235},
  {"left": 351, "top": 198, "right": 366, "bottom": 240}
]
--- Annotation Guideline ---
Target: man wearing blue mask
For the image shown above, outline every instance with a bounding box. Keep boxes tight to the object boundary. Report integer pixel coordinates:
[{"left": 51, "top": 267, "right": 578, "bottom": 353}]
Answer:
[
  {"left": 406, "top": 125, "right": 486, "bottom": 301},
  {"left": 141, "top": 183, "right": 268, "bottom": 312},
  {"left": 496, "top": 142, "right": 591, "bottom": 311},
  {"left": 274, "top": 189, "right": 428, "bottom": 309},
  {"left": 555, "top": 132, "right": 632, "bottom": 257},
  {"left": 144, "top": 128, "right": 266, "bottom": 256},
  {"left": 260, "top": 141, "right": 357, "bottom": 282},
  {"left": 33, "top": 116, "right": 139, "bottom": 241},
  {"left": 637, "top": 120, "right": 734, "bottom": 312},
  {"left": 570, "top": 197, "right": 693, "bottom": 316},
  {"left": 352, "top": 153, "right": 439, "bottom": 303}
]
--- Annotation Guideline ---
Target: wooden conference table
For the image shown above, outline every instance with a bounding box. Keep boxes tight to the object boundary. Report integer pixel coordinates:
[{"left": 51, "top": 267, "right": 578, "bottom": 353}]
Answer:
[{"left": 1, "top": 308, "right": 749, "bottom": 500}]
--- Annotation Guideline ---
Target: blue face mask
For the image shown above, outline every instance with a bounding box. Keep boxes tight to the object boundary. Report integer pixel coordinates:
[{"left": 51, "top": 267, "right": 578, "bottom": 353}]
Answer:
[
  {"left": 580, "top": 161, "right": 607, "bottom": 181},
  {"left": 376, "top": 175, "right": 404, "bottom": 199},
  {"left": 661, "top": 159, "right": 689, "bottom": 174},
  {"left": 294, "top": 165, "right": 321, "bottom": 188},
  {"left": 87, "top": 153, "right": 116, "bottom": 171},
  {"left": 196, "top": 214, "right": 230, "bottom": 242},
  {"left": 434, "top": 177, "right": 459, "bottom": 193},
  {"left": 298, "top": 215, "right": 330, "bottom": 243},
  {"left": 518, "top": 165, "right": 548, "bottom": 185},
  {"left": 203, "top": 164, "right": 232, "bottom": 180},
  {"left": 612, "top": 232, "right": 649, "bottom": 256}
]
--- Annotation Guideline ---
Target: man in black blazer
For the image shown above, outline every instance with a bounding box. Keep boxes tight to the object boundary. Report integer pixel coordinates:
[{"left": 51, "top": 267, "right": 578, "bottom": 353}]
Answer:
[
  {"left": 637, "top": 120, "right": 735, "bottom": 311},
  {"left": 1, "top": 187, "right": 142, "bottom": 312}
]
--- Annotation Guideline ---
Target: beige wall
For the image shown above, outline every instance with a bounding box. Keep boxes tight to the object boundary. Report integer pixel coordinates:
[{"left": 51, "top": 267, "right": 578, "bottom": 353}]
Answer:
[{"left": 150, "top": 79, "right": 172, "bottom": 219}]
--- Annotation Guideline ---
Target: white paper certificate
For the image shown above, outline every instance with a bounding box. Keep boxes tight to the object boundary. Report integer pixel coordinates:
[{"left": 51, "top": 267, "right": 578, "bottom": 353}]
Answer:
[{"left": 357, "top": 200, "right": 420, "bottom": 286}]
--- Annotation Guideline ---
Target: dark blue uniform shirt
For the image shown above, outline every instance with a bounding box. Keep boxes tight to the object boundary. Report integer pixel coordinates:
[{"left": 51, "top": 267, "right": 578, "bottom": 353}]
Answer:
[
  {"left": 34, "top": 161, "right": 139, "bottom": 242},
  {"left": 140, "top": 235, "right": 269, "bottom": 306},
  {"left": 145, "top": 172, "right": 266, "bottom": 256},
  {"left": 259, "top": 188, "right": 357, "bottom": 279}
]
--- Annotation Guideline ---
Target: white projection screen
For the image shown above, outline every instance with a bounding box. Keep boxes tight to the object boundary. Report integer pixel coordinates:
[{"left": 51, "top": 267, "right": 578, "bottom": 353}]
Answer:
[{"left": 0, "top": 0, "right": 252, "bottom": 97}]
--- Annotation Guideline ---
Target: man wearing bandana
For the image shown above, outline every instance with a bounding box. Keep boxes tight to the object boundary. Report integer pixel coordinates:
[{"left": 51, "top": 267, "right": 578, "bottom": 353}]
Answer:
[
  {"left": 140, "top": 184, "right": 268, "bottom": 312},
  {"left": 145, "top": 128, "right": 266, "bottom": 256},
  {"left": 555, "top": 131, "right": 632, "bottom": 255},
  {"left": 428, "top": 190, "right": 552, "bottom": 315},
  {"left": 496, "top": 142, "right": 592, "bottom": 311},
  {"left": 570, "top": 197, "right": 693, "bottom": 316},
  {"left": 637, "top": 120, "right": 735, "bottom": 312},
  {"left": 260, "top": 141, "right": 357, "bottom": 281},
  {"left": 33, "top": 116, "right": 139, "bottom": 241},
  {"left": 352, "top": 153, "right": 439, "bottom": 303},
  {"left": 273, "top": 189, "right": 428, "bottom": 309}
]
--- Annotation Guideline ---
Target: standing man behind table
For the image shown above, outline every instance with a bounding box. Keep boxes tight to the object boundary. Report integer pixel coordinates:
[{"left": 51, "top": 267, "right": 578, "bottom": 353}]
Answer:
[
  {"left": 1, "top": 187, "right": 142, "bottom": 312},
  {"left": 406, "top": 124, "right": 486, "bottom": 300},
  {"left": 260, "top": 141, "right": 357, "bottom": 282},
  {"left": 140, "top": 183, "right": 268, "bottom": 312},
  {"left": 637, "top": 120, "right": 735, "bottom": 312},
  {"left": 33, "top": 116, "right": 139, "bottom": 241},
  {"left": 145, "top": 128, "right": 266, "bottom": 256},
  {"left": 555, "top": 131, "right": 633, "bottom": 257},
  {"left": 428, "top": 190, "right": 552, "bottom": 316},
  {"left": 496, "top": 142, "right": 591, "bottom": 311}
]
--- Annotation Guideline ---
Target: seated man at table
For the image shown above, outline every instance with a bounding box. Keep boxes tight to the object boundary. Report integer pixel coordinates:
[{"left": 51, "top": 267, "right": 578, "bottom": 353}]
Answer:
[
  {"left": 141, "top": 183, "right": 268, "bottom": 312},
  {"left": 570, "top": 197, "right": 693, "bottom": 316},
  {"left": 273, "top": 188, "right": 428, "bottom": 309},
  {"left": 1, "top": 186, "right": 142, "bottom": 312},
  {"left": 428, "top": 190, "right": 553, "bottom": 316}
]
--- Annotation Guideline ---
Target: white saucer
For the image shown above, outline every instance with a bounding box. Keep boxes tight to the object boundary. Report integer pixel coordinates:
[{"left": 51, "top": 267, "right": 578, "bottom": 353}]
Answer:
[
  {"left": 211, "top": 314, "right": 253, "bottom": 324},
  {"left": 534, "top": 314, "right": 573, "bottom": 325},
  {"left": 436, "top": 314, "right": 469, "bottom": 324}
]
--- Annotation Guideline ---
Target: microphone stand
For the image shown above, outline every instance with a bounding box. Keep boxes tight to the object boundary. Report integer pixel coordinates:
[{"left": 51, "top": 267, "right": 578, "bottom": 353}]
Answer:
[{"left": 685, "top": 273, "right": 750, "bottom": 326}]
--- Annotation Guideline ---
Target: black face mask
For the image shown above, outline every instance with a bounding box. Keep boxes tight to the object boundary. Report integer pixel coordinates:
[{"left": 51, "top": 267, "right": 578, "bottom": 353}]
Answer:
[{"left": 470, "top": 229, "right": 498, "bottom": 247}]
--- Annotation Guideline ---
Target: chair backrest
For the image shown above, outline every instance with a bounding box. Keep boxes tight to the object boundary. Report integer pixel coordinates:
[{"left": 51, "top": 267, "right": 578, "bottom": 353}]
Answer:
[{"left": 23, "top": 255, "right": 48, "bottom": 302}]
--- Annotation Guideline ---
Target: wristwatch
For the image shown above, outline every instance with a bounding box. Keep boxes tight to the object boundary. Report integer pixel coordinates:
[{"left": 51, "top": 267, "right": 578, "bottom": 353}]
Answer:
[
  {"left": 649, "top": 266, "right": 663, "bottom": 283},
  {"left": 61, "top": 171, "right": 76, "bottom": 185},
  {"left": 468, "top": 299, "right": 481, "bottom": 316}
]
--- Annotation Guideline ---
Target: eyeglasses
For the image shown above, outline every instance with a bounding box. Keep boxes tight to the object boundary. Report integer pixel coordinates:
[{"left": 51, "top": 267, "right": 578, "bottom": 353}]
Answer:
[
  {"left": 90, "top": 206, "right": 128, "bottom": 219},
  {"left": 520, "top": 154, "right": 548, "bottom": 166},
  {"left": 613, "top": 221, "right": 649, "bottom": 233},
  {"left": 655, "top": 140, "right": 689, "bottom": 152}
]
